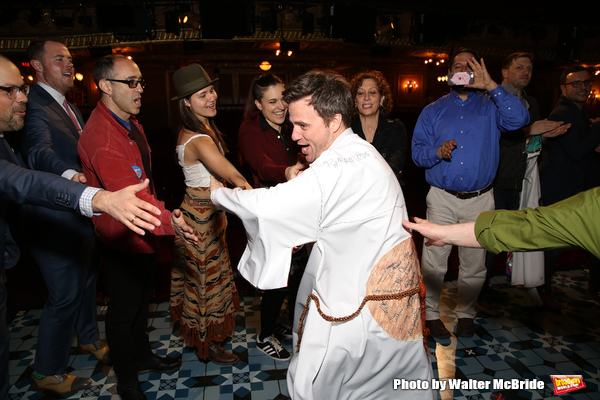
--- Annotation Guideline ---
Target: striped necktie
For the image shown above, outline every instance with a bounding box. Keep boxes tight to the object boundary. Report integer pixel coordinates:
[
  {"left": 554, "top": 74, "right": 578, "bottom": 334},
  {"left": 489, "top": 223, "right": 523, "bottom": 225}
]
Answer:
[{"left": 63, "top": 99, "right": 82, "bottom": 136}]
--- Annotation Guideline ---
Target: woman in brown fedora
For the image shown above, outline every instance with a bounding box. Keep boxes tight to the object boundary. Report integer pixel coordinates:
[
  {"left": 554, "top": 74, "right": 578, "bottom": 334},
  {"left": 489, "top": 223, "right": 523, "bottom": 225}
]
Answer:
[{"left": 169, "top": 64, "right": 251, "bottom": 365}]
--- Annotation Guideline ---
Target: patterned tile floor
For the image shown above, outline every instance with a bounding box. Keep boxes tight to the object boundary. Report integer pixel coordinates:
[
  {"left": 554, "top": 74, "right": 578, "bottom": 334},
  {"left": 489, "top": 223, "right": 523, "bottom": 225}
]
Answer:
[{"left": 6, "top": 266, "right": 600, "bottom": 400}]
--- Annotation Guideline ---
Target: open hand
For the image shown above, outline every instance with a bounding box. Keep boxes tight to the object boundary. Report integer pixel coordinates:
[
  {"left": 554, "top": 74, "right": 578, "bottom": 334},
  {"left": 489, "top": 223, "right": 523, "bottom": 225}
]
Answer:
[{"left": 92, "top": 179, "right": 162, "bottom": 235}]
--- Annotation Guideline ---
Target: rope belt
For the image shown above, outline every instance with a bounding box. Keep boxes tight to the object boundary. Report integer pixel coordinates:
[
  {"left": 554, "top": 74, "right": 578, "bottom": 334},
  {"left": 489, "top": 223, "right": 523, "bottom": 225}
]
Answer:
[{"left": 296, "top": 285, "right": 421, "bottom": 350}]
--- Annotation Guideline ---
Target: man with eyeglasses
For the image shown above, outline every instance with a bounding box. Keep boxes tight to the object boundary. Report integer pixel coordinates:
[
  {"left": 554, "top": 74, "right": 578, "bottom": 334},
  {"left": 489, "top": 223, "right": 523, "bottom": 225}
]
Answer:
[
  {"left": 539, "top": 65, "right": 600, "bottom": 305},
  {"left": 78, "top": 55, "right": 193, "bottom": 400},
  {"left": 0, "top": 54, "right": 177, "bottom": 399},
  {"left": 16, "top": 38, "right": 113, "bottom": 395}
]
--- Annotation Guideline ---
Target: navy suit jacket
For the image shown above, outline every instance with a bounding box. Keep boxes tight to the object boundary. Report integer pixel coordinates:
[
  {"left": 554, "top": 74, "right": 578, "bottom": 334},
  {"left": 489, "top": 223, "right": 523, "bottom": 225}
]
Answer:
[
  {"left": 19, "top": 84, "right": 93, "bottom": 238},
  {"left": 0, "top": 140, "right": 87, "bottom": 269}
]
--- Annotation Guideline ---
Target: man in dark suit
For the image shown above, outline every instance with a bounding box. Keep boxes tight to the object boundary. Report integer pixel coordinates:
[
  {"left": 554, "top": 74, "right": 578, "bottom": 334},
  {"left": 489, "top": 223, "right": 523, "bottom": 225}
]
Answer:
[
  {"left": 0, "top": 54, "right": 170, "bottom": 398},
  {"left": 19, "top": 38, "right": 108, "bottom": 395},
  {"left": 539, "top": 65, "right": 600, "bottom": 303}
]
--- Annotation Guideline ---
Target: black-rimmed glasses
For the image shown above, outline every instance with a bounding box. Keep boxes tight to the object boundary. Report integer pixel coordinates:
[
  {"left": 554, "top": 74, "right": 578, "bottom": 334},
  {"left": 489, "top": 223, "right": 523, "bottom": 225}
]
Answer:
[
  {"left": 105, "top": 79, "right": 146, "bottom": 89},
  {"left": 0, "top": 85, "right": 30, "bottom": 99},
  {"left": 564, "top": 80, "right": 593, "bottom": 88}
]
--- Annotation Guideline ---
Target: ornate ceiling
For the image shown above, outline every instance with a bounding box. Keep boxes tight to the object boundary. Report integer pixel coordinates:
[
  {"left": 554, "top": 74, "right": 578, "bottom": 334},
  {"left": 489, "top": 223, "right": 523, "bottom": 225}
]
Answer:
[{"left": 0, "top": 1, "right": 597, "bottom": 66}]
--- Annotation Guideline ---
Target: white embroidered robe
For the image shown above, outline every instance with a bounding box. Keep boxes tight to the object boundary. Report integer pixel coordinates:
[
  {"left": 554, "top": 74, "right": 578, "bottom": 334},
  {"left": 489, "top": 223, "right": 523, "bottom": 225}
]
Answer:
[{"left": 212, "top": 129, "right": 433, "bottom": 400}]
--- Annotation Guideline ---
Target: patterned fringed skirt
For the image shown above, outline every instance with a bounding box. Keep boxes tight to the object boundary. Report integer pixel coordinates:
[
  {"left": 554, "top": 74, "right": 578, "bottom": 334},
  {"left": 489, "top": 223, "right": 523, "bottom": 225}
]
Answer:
[{"left": 170, "top": 187, "right": 240, "bottom": 359}]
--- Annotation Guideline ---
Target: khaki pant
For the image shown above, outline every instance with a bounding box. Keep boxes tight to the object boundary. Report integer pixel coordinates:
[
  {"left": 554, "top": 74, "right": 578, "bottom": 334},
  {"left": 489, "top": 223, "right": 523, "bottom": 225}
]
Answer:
[{"left": 421, "top": 186, "right": 495, "bottom": 320}]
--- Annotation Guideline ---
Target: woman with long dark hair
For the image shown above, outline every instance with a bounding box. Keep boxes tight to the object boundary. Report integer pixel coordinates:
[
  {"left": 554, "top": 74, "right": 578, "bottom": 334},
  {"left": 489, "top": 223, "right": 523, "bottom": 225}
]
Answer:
[
  {"left": 238, "top": 74, "right": 306, "bottom": 361},
  {"left": 169, "top": 64, "right": 251, "bottom": 365}
]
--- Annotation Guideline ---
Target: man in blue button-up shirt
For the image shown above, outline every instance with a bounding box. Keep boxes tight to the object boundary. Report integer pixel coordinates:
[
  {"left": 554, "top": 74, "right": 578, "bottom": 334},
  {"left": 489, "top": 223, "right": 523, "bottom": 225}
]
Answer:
[{"left": 412, "top": 48, "right": 529, "bottom": 340}]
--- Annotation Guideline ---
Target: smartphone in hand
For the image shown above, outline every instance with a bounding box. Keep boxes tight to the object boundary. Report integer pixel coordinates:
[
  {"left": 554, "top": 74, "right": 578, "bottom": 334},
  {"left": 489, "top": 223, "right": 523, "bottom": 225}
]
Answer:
[{"left": 447, "top": 72, "right": 474, "bottom": 86}]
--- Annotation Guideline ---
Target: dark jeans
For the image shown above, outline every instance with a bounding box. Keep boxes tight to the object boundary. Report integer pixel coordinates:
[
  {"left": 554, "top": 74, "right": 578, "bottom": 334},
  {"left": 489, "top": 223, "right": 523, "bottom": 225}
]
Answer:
[
  {"left": 103, "top": 245, "right": 155, "bottom": 383},
  {"left": 260, "top": 289, "right": 287, "bottom": 338},
  {"left": 260, "top": 248, "right": 306, "bottom": 338}
]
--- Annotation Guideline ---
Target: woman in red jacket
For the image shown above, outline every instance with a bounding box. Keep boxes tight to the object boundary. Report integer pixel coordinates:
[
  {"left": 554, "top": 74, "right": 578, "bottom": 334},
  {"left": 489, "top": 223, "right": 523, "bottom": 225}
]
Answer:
[{"left": 238, "top": 74, "right": 306, "bottom": 361}]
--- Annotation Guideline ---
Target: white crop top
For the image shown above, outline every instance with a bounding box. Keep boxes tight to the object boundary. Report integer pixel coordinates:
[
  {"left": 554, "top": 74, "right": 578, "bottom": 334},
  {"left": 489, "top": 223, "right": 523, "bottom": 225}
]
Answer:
[{"left": 176, "top": 133, "right": 223, "bottom": 188}]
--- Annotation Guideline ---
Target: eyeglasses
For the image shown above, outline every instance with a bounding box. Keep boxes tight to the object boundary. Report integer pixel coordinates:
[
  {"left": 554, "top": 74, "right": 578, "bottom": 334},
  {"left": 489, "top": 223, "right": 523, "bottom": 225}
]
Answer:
[
  {"left": 564, "top": 80, "right": 593, "bottom": 88},
  {"left": 0, "top": 85, "right": 30, "bottom": 99},
  {"left": 105, "top": 79, "right": 146, "bottom": 89}
]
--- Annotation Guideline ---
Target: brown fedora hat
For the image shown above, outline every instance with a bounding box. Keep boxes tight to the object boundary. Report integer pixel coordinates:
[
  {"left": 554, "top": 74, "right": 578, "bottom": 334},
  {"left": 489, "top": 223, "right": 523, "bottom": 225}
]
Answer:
[{"left": 171, "top": 64, "right": 219, "bottom": 100}]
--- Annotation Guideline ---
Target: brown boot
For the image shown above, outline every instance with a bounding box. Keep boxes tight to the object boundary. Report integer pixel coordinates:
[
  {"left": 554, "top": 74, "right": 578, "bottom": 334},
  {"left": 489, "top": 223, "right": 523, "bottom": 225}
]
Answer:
[
  {"left": 80, "top": 340, "right": 110, "bottom": 364},
  {"left": 31, "top": 373, "right": 91, "bottom": 394},
  {"left": 208, "top": 342, "right": 238, "bottom": 365}
]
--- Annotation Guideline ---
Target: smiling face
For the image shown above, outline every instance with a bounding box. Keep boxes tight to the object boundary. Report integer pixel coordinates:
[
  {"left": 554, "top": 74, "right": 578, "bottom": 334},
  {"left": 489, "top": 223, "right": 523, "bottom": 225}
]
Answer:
[
  {"left": 561, "top": 70, "right": 592, "bottom": 106},
  {"left": 100, "top": 58, "right": 144, "bottom": 120},
  {"left": 255, "top": 83, "right": 286, "bottom": 129},
  {"left": 289, "top": 96, "right": 340, "bottom": 163},
  {"left": 355, "top": 78, "right": 383, "bottom": 118},
  {"left": 184, "top": 85, "right": 218, "bottom": 124},
  {"left": 0, "top": 58, "right": 28, "bottom": 132},
  {"left": 34, "top": 41, "right": 74, "bottom": 95},
  {"left": 503, "top": 56, "right": 533, "bottom": 91}
]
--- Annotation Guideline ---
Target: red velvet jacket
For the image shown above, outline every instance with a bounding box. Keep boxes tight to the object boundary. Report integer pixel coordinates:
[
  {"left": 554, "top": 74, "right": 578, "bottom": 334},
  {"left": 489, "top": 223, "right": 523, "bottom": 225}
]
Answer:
[
  {"left": 238, "top": 113, "right": 299, "bottom": 188},
  {"left": 78, "top": 100, "right": 175, "bottom": 253}
]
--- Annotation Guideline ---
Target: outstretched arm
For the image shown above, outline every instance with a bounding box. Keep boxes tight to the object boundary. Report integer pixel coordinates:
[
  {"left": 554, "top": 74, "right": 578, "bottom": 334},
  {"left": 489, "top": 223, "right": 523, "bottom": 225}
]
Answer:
[
  {"left": 190, "top": 136, "right": 252, "bottom": 189},
  {"left": 91, "top": 179, "right": 162, "bottom": 236},
  {"left": 402, "top": 217, "right": 481, "bottom": 248}
]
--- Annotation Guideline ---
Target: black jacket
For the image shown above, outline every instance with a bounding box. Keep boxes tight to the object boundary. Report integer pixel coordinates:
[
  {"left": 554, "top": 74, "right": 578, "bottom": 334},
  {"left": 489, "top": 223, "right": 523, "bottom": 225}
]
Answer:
[
  {"left": 494, "top": 92, "right": 541, "bottom": 191},
  {"left": 351, "top": 116, "right": 407, "bottom": 182}
]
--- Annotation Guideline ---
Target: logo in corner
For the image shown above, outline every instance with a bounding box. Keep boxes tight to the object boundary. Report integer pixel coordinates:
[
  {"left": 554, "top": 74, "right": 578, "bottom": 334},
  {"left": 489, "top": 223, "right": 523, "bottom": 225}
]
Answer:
[{"left": 551, "top": 375, "right": 585, "bottom": 395}]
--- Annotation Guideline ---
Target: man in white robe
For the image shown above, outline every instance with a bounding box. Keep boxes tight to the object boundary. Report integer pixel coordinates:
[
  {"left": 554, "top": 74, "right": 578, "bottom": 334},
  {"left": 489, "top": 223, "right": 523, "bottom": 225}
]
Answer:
[{"left": 211, "top": 71, "right": 433, "bottom": 400}]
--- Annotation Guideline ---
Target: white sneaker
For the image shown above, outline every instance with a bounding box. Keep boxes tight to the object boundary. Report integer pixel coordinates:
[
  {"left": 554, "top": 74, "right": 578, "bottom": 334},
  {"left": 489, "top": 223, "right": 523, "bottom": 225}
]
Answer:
[{"left": 256, "top": 334, "right": 291, "bottom": 361}]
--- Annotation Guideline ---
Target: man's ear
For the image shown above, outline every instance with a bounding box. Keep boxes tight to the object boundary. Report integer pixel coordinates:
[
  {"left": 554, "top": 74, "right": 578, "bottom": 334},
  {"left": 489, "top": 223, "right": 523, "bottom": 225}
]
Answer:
[
  {"left": 98, "top": 79, "right": 111, "bottom": 95},
  {"left": 559, "top": 84, "right": 567, "bottom": 96},
  {"left": 329, "top": 113, "right": 343, "bottom": 133},
  {"left": 30, "top": 59, "right": 43, "bottom": 73},
  {"left": 501, "top": 69, "right": 508, "bottom": 80}
]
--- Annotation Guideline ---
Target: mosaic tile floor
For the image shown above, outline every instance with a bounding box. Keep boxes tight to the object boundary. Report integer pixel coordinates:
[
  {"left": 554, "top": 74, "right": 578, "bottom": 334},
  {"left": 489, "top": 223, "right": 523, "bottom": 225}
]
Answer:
[{"left": 6, "top": 267, "right": 600, "bottom": 400}]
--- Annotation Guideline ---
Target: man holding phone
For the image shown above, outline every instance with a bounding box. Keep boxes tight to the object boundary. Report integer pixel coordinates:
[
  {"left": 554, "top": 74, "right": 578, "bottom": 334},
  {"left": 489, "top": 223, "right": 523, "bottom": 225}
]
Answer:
[{"left": 411, "top": 47, "right": 529, "bottom": 339}]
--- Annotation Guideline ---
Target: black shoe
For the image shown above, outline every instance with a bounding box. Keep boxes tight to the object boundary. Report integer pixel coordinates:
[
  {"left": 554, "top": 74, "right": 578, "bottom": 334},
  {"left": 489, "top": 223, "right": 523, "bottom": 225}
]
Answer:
[
  {"left": 425, "top": 319, "right": 451, "bottom": 339},
  {"left": 273, "top": 321, "right": 293, "bottom": 339},
  {"left": 456, "top": 318, "right": 475, "bottom": 338},
  {"left": 117, "top": 380, "right": 147, "bottom": 400},
  {"left": 136, "top": 354, "right": 181, "bottom": 374}
]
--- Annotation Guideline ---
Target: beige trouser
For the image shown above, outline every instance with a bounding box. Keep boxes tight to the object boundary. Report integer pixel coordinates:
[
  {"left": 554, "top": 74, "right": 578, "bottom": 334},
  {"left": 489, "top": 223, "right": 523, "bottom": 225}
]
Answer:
[{"left": 422, "top": 186, "right": 494, "bottom": 320}]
